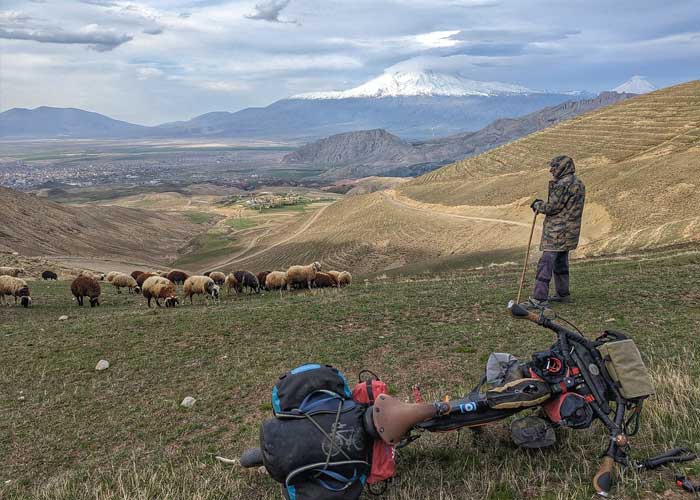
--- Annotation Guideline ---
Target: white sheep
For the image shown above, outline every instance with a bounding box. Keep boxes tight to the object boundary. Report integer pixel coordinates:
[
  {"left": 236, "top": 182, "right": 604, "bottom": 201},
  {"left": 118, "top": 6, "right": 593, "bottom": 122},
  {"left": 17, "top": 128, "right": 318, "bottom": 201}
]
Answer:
[
  {"left": 286, "top": 262, "right": 322, "bottom": 290},
  {"left": 327, "top": 271, "right": 341, "bottom": 281},
  {"left": 79, "top": 270, "right": 106, "bottom": 281},
  {"left": 0, "top": 266, "right": 25, "bottom": 277},
  {"left": 141, "top": 276, "right": 179, "bottom": 308},
  {"left": 110, "top": 272, "right": 140, "bottom": 294},
  {"left": 183, "top": 275, "right": 220, "bottom": 304},
  {"left": 0, "top": 275, "right": 32, "bottom": 307},
  {"left": 209, "top": 271, "right": 226, "bottom": 285},
  {"left": 106, "top": 271, "right": 119, "bottom": 283},
  {"left": 265, "top": 271, "right": 288, "bottom": 291}
]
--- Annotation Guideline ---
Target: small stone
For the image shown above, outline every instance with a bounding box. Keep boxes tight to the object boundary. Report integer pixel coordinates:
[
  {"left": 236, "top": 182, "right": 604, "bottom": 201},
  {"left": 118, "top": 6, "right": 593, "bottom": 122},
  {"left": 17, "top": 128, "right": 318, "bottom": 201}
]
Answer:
[
  {"left": 605, "top": 318, "right": 615, "bottom": 323},
  {"left": 257, "top": 466, "right": 267, "bottom": 475},
  {"left": 95, "top": 360, "right": 109, "bottom": 371},
  {"left": 58, "top": 315, "right": 68, "bottom": 321},
  {"left": 181, "top": 396, "right": 196, "bottom": 408},
  {"left": 18, "top": 396, "right": 25, "bottom": 401}
]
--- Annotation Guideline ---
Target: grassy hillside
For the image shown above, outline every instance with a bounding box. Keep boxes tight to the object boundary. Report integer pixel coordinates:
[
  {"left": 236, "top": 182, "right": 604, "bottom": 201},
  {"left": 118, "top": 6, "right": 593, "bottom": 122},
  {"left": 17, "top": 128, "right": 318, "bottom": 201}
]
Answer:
[
  {"left": 2, "top": 253, "right": 699, "bottom": 499},
  {"left": 234, "top": 81, "right": 700, "bottom": 274}
]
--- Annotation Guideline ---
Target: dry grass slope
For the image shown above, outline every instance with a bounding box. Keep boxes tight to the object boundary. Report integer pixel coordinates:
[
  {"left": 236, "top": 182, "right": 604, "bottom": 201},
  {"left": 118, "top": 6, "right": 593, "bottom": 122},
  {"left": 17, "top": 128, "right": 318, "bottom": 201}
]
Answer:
[
  {"left": 0, "top": 187, "right": 201, "bottom": 265},
  {"left": 239, "top": 81, "right": 700, "bottom": 273}
]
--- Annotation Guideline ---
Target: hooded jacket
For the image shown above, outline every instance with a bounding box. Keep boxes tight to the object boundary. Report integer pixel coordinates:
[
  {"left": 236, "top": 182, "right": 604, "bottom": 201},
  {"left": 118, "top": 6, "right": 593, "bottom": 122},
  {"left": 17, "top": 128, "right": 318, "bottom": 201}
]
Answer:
[{"left": 533, "top": 156, "right": 586, "bottom": 252}]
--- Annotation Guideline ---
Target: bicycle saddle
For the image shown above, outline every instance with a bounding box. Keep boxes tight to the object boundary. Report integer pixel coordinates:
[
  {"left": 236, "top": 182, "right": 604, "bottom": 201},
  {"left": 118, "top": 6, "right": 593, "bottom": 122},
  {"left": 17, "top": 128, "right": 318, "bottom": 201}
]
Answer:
[{"left": 371, "top": 394, "right": 449, "bottom": 445}]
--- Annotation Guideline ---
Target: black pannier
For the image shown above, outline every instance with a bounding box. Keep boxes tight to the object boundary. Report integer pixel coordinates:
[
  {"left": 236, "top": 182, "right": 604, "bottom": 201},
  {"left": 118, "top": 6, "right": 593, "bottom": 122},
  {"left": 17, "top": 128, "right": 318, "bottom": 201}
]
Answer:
[{"left": 262, "top": 364, "right": 371, "bottom": 500}]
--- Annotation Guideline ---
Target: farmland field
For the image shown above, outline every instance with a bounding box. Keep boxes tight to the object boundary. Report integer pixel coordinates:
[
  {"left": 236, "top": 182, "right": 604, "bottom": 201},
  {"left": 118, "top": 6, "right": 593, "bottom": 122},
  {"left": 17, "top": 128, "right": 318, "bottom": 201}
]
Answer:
[{"left": 2, "top": 252, "right": 699, "bottom": 499}]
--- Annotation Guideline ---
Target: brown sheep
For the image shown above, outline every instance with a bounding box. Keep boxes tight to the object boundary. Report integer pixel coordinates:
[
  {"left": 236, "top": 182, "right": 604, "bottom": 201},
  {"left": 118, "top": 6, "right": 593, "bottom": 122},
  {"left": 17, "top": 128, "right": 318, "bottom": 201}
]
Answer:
[
  {"left": 286, "top": 262, "right": 322, "bottom": 290},
  {"left": 265, "top": 271, "right": 287, "bottom": 291},
  {"left": 71, "top": 276, "right": 101, "bottom": 307},
  {"left": 136, "top": 272, "right": 157, "bottom": 289},
  {"left": 141, "top": 276, "right": 179, "bottom": 308},
  {"left": 338, "top": 271, "right": 352, "bottom": 287},
  {"left": 166, "top": 270, "right": 190, "bottom": 285},
  {"left": 131, "top": 270, "right": 144, "bottom": 281},
  {"left": 257, "top": 271, "right": 270, "bottom": 291},
  {"left": 209, "top": 271, "right": 226, "bottom": 285},
  {"left": 313, "top": 272, "right": 338, "bottom": 288},
  {"left": 223, "top": 273, "right": 239, "bottom": 295}
]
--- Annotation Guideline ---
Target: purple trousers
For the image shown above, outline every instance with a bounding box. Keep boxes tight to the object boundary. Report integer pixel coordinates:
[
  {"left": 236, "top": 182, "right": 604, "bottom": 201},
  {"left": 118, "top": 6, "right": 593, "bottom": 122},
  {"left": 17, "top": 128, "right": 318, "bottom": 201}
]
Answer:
[{"left": 532, "top": 251, "right": 570, "bottom": 301}]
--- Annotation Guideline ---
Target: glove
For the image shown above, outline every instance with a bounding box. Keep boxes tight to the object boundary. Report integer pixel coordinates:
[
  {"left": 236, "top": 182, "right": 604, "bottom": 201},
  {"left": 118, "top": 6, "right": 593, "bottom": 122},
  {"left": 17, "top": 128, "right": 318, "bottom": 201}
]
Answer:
[{"left": 530, "top": 199, "right": 544, "bottom": 213}]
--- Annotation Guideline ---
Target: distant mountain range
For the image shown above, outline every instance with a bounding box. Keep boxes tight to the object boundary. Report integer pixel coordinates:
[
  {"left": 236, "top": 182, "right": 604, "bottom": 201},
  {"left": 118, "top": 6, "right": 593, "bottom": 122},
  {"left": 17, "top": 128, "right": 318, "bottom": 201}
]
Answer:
[
  {"left": 0, "top": 106, "right": 150, "bottom": 139},
  {"left": 283, "top": 91, "right": 635, "bottom": 179},
  {"left": 613, "top": 76, "right": 657, "bottom": 94},
  {"left": 0, "top": 73, "right": 655, "bottom": 141}
]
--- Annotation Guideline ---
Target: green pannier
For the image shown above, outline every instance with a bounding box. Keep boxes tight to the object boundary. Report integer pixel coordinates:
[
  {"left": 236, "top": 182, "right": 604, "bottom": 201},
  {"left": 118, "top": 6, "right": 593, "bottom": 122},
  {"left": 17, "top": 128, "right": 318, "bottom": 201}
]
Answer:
[{"left": 597, "top": 339, "right": 655, "bottom": 400}]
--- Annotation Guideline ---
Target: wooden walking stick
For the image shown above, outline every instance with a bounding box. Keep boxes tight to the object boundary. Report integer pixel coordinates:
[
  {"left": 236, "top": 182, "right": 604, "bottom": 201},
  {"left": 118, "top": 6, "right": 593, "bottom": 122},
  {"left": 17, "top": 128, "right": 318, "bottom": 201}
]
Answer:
[{"left": 516, "top": 212, "right": 538, "bottom": 304}]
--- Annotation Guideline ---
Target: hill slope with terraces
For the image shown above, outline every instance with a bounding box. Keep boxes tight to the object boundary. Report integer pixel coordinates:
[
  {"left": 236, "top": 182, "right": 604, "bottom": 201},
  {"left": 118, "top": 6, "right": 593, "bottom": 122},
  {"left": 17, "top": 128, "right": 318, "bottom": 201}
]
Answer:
[{"left": 231, "top": 81, "right": 700, "bottom": 274}]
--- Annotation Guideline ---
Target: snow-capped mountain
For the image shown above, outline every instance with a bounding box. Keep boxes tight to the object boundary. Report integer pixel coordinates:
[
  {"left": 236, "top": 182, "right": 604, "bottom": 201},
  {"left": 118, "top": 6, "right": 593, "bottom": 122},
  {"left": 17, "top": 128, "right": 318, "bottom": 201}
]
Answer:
[
  {"left": 613, "top": 76, "right": 657, "bottom": 94},
  {"left": 293, "top": 70, "right": 539, "bottom": 99}
]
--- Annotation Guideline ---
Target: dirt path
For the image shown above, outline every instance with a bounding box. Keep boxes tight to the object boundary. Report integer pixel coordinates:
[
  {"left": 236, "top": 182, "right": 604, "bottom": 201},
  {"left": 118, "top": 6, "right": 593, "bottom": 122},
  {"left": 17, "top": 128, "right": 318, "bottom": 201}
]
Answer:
[
  {"left": 208, "top": 203, "right": 332, "bottom": 268},
  {"left": 381, "top": 191, "right": 532, "bottom": 228}
]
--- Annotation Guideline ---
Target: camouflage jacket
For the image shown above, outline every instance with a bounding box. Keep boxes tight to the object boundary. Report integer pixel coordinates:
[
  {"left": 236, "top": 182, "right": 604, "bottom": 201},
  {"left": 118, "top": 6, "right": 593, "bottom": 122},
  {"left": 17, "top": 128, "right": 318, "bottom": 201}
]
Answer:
[{"left": 533, "top": 171, "right": 586, "bottom": 252}]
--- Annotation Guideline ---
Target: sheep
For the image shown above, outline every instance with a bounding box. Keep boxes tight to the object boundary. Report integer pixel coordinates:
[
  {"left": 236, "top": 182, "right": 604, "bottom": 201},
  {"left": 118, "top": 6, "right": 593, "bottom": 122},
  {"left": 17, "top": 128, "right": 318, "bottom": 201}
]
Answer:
[
  {"left": 141, "top": 276, "right": 179, "bottom": 308},
  {"left": 203, "top": 271, "right": 211, "bottom": 277},
  {"left": 166, "top": 270, "right": 190, "bottom": 285},
  {"left": 0, "top": 276, "right": 32, "bottom": 307},
  {"left": 131, "top": 270, "right": 144, "bottom": 281},
  {"left": 327, "top": 271, "right": 341, "bottom": 281},
  {"left": 183, "top": 275, "right": 220, "bottom": 304},
  {"left": 0, "top": 266, "right": 25, "bottom": 277},
  {"left": 286, "top": 262, "right": 322, "bottom": 290},
  {"left": 257, "top": 271, "right": 270, "bottom": 291},
  {"left": 79, "top": 270, "right": 105, "bottom": 281},
  {"left": 313, "top": 272, "right": 338, "bottom": 288},
  {"left": 234, "top": 270, "right": 260, "bottom": 294},
  {"left": 110, "top": 272, "right": 140, "bottom": 294},
  {"left": 106, "top": 271, "right": 119, "bottom": 283},
  {"left": 223, "top": 273, "right": 239, "bottom": 295},
  {"left": 41, "top": 270, "right": 58, "bottom": 280},
  {"left": 70, "top": 276, "right": 101, "bottom": 307},
  {"left": 338, "top": 271, "right": 352, "bottom": 287},
  {"left": 136, "top": 272, "right": 157, "bottom": 289},
  {"left": 209, "top": 271, "right": 226, "bottom": 285},
  {"left": 265, "top": 271, "right": 288, "bottom": 291}
]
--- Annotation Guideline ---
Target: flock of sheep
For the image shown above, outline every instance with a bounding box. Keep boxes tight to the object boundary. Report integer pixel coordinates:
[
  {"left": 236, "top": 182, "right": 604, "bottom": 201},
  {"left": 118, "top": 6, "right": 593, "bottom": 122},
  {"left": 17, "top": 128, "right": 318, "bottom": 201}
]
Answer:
[{"left": 0, "top": 262, "right": 352, "bottom": 309}]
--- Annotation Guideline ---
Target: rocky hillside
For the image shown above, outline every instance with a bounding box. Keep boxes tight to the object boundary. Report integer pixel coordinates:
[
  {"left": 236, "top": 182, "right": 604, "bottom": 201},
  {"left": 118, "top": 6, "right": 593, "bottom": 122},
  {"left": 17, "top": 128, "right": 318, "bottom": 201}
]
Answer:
[
  {"left": 0, "top": 187, "right": 200, "bottom": 264},
  {"left": 283, "top": 92, "right": 634, "bottom": 179},
  {"left": 234, "top": 81, "right": 700, "bottom": 274}
]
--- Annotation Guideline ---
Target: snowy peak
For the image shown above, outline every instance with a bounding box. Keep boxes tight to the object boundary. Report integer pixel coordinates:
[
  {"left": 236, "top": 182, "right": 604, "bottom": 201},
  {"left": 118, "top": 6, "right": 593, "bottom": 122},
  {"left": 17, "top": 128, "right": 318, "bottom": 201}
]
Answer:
[
  {"left": 613, "top": 76, "right": 657, "bottom": 94},
  {"left": 292, "top": 70, "right": 539, "bottom": 99}
]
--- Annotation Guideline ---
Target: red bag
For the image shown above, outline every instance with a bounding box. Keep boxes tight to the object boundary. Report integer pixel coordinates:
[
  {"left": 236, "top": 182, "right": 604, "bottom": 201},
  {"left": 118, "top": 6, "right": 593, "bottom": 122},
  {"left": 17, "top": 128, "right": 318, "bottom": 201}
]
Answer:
[{"left": 352, "top": 372, "right": 396, "bottom": 485}]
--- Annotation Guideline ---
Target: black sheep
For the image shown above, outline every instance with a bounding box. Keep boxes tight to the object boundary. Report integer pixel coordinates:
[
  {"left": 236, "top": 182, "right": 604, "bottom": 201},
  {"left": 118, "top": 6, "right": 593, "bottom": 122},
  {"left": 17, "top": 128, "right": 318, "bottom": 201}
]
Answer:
[
  {"left": 42, "top": 270, "right": 58, "bottom": 280},
  {"left": 233, "top": 270, "right": 260, "bottom": 294}
]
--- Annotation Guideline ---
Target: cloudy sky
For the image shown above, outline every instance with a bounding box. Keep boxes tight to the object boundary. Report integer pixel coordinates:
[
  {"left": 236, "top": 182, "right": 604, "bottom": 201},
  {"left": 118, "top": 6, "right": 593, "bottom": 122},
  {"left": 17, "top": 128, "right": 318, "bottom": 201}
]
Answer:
[{"left": 1, "top": 0, "right": 698, "bottom": 124}]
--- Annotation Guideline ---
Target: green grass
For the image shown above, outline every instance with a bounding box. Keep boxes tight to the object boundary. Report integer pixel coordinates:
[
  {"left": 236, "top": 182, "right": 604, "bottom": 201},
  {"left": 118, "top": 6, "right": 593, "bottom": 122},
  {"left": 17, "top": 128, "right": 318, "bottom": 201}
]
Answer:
[
  {"left": 171, "top": 230, "right": 233, "bottom": 268},
  {"left": 2, "top": 253, "right": 700, "bottom": 499},
  {"left": 183, "top": 211, "right": 216, "bottom": 225},
  {"left": 223, "top": 217, "right": 258, "bottom": 230}
]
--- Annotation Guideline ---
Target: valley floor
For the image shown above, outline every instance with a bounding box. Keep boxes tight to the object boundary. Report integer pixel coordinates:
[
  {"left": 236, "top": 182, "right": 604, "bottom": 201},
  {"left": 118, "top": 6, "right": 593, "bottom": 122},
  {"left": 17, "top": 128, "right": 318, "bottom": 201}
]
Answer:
[{"left": 1, "top": 252, "right": 699, "bottom": 499}]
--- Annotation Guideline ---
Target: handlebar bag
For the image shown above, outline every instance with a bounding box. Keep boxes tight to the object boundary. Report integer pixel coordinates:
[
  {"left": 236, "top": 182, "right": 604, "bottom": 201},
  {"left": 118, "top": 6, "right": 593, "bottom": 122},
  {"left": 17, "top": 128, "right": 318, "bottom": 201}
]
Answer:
[{"left": 597, "top": 339, "right": 655, "bottom": 400}]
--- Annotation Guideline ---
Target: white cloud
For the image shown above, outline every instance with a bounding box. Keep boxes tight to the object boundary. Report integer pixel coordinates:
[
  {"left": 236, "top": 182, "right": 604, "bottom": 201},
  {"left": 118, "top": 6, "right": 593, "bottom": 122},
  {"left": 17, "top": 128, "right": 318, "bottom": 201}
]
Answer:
[
  {"left": 137, "top": 67, "right": 163, "bottom": 79},
  {"left": 198, "top": 81, "right": 249, "bottom": 92}
]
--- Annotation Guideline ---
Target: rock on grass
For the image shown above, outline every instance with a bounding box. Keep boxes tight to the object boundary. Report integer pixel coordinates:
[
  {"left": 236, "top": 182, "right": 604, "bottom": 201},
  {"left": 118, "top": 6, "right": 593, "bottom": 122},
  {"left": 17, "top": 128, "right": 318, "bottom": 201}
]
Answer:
[
  {"left": 95, "top": 360, "right": 109, "bottom": 371},
  {"left": 181, "top": 396, "right": 196, "bottom": 408}
]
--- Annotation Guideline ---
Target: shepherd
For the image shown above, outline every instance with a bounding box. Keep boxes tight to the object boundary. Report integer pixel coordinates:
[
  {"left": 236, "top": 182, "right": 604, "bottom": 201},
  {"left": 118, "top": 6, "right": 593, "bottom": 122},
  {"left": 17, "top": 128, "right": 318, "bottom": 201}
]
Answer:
[{"left": 524, "top": 155, "right": 585, "bottom": 309}]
